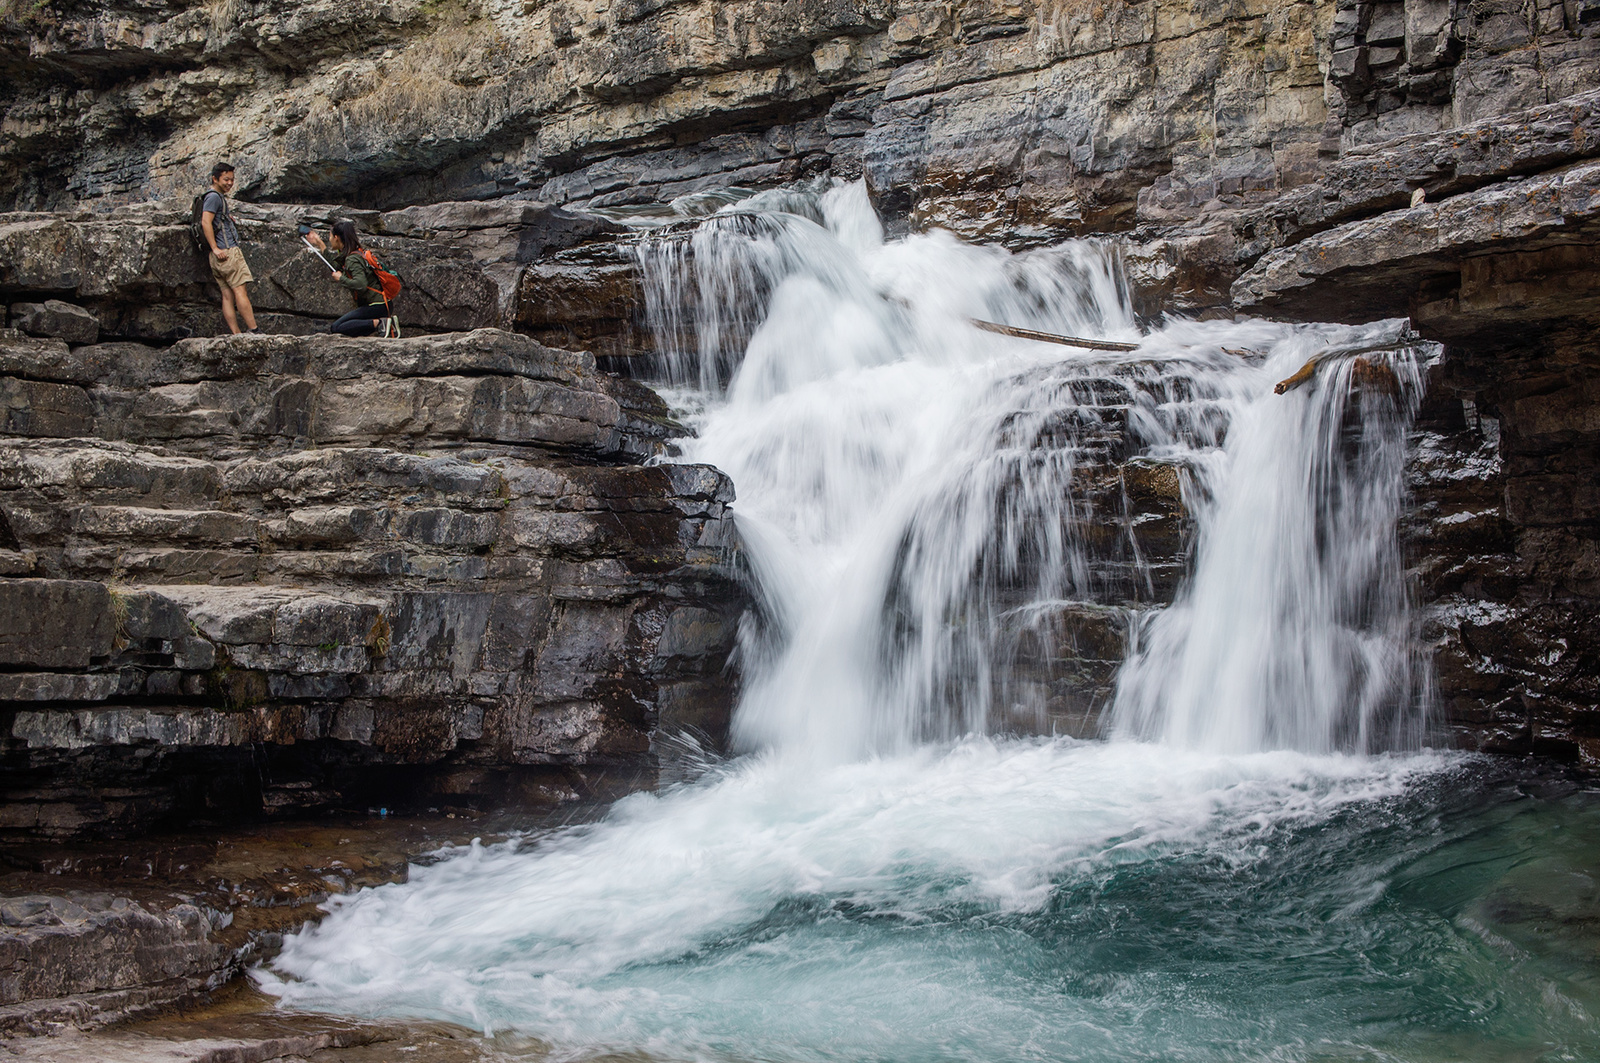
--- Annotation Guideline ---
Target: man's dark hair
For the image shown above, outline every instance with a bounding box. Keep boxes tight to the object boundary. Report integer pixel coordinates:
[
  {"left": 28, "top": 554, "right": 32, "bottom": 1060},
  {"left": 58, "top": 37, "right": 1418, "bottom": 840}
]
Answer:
[
  {"left": 210, "top": 162, "right": 235, "bottom": 181},
  {"left": 331, "top": 219, "right": 362, "bottom": 252}
]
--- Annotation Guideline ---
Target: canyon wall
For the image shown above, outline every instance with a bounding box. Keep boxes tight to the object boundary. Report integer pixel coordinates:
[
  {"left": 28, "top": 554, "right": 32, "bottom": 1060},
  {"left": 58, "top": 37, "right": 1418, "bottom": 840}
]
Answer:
[
  {"left": 0, "top": 326, "right": 745, "bottom": 837},
  {"left": 1, "top": 0, "right": 1598, "bottom": 785},
  {"left": 4, "top": 0, "right": 1596, "bottom": 238}
]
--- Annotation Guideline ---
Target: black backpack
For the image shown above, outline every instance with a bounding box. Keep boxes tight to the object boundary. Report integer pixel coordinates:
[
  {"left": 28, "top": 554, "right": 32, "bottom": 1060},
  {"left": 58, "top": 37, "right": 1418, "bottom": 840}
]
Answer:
[{"left": 189, "top": 191, "right": 224, "bottom": 251}]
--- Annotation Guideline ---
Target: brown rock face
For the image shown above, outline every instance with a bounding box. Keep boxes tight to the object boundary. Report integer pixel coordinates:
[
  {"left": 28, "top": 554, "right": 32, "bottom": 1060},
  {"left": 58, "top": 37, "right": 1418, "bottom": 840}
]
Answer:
[
  {"left": 0, "top": 328, "right": 747, "bottom": 838},
  {"left": 5, "top": 0, "right": 1596, "bottom": 242}
]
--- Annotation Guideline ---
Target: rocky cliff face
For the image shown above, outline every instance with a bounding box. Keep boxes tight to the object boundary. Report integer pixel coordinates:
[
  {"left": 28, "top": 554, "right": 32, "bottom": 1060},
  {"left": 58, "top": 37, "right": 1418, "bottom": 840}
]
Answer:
[
  {"left": 0, "top": 326, "right": 745, "bottom": 838},
  {"left": 5, "top": 0, "right": 1596, "bottom": 231}
]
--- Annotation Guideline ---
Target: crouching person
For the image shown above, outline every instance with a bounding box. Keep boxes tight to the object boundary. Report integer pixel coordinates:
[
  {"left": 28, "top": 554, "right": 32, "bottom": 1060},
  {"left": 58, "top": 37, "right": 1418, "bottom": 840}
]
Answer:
[{"left": 304, "top": 221, "right": 400, "bottom": 337}]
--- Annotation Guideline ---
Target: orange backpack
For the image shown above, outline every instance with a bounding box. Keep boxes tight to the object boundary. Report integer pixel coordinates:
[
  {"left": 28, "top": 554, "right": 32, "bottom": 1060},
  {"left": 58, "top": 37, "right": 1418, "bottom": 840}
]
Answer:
[{"left": 357, "top": 248, "right": 403, "bottom": 303}]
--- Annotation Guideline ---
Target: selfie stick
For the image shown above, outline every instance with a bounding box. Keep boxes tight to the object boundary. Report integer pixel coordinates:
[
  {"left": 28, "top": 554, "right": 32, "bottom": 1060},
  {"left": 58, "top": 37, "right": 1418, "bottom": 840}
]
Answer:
[{"left": 300, "top": 235, "right": 337, "bottom": 272}]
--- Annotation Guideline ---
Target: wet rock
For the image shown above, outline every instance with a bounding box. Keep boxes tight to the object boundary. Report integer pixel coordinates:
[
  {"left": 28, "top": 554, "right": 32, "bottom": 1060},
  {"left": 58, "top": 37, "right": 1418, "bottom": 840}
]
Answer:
[
  {"left": 997, "top": 602, "right": 1135, "bottom": 740},
  {"left": 0, "top": 811, "right": 559, "bottom": 1039},
  {"left": 0, "top": 893, "right": 230, "bottom": 1010}
]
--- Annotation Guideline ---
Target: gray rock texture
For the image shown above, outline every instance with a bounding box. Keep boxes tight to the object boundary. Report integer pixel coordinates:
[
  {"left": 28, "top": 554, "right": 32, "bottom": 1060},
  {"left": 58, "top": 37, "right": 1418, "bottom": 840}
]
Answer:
[
  {"left": 0, "top": 328, "right": 746, "bottom": 838},
  {"left": 10, "top": 301, "right": 99, "bottom": 346},
  {"left": 3, "top": 0, "right": 1596, "bottom": 242},
  {"left": 0, "top": 199, "right": 623, "bottom": 343},
  {"left": 0, "top": 893, "right": 231, "bottom": 1033}
]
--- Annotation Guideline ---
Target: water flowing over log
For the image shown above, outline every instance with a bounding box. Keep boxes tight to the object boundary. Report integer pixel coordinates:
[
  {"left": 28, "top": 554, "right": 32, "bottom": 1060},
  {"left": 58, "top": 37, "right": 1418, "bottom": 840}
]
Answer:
[{"left": 1274, "top": 342, "right": 1414, "bottom": 395}]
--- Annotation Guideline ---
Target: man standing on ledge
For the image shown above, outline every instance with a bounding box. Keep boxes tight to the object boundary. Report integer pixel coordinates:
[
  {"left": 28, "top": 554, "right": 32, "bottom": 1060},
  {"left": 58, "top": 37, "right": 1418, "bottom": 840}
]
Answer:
[{"left": 201, "top": 162, "right": 261, "bottom": 335}]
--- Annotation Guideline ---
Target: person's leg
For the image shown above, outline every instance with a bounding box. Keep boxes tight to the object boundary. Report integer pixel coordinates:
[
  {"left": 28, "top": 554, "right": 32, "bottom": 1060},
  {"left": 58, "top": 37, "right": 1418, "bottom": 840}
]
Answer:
[
  {"left": 232, "top": 285, "right": 258, "bottom": 331},
  {"left": 329, "top": 305, "right": 385, "bottom": 336},
  {"left": 218, "top": 282, "right": 240, "bottom": 334}
]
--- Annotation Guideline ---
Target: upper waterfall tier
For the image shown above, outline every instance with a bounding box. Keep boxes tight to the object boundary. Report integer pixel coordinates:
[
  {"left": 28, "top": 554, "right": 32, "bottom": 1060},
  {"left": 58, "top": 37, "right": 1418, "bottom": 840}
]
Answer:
[{"left": 635, "top": 183, "right": 1431, "bottom": 759}]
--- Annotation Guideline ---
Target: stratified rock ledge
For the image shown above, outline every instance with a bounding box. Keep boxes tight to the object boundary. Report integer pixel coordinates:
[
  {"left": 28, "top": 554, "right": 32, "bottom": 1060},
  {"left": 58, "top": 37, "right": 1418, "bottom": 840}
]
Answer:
[{"left": 0, "top": 327, "right": 747, "bottom": 839}]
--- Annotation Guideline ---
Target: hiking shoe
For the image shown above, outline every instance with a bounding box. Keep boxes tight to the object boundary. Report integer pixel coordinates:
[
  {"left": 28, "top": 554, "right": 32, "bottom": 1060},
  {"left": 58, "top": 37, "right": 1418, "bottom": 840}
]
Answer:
[{"left": 248, "top": 327, "right": 264, "bottom": 334}]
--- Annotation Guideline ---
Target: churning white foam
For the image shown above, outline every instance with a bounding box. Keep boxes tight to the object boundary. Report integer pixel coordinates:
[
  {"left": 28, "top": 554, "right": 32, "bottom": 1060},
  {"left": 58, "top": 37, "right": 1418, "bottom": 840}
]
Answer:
[{"left": 263, "top": 739, "right": 1450, "bottom": 1052}]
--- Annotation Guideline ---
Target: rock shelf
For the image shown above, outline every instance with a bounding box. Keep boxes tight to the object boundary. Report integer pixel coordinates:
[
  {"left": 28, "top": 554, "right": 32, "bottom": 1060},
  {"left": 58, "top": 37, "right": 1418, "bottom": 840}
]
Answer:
[{"left": 0, "top": 327, "right": 747, "bottom": 840}]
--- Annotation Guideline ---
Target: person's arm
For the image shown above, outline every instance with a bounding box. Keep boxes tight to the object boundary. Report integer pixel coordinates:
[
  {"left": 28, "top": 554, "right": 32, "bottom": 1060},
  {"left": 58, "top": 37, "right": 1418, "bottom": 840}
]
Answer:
[
  {"left": 202, "top": 203, "right": 227, "bottom": 260},
  {"left": 302, "top": 231, "right": 341, "bottom": 279},
  {"left": 338, "top": 255, "right": 370, "bottom": 293}
]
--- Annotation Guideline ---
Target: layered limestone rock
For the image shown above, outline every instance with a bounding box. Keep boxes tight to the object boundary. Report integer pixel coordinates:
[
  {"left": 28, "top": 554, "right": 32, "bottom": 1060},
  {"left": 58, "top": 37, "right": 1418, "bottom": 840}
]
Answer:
[
  {"left": 0, "top": 198, "right": 624, "bottom": 343},
  {"left": 4, "top": 0, "right": 1596, "bottom": 244},
  {"left": 0, "top": 893, "right": 231, "bottom": 1033},
  {"left": 0, "top": 328, "right": 746, "bottom": 838}
]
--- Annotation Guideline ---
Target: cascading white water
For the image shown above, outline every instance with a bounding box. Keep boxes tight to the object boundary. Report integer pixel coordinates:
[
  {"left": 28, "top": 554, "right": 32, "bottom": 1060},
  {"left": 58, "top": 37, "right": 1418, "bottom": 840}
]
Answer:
[
  {"left": 1110, "top": 330, "right": 1430, "bottom": 753},
  {"left": 657, "top": 183, "right": 1166, "bottom": 759},
  {"left": 647, "top": 181, "right": 1428, "bottom": 760},
  {"left": 252, "top": 183, "right": 1575, "bottom": 1063}
]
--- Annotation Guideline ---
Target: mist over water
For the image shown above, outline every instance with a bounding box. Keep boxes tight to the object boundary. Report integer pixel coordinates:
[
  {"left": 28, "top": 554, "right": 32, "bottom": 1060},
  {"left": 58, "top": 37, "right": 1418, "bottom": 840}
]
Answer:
[{"left": 264, "top": 184, "right": 1600, "bottom": 1061}]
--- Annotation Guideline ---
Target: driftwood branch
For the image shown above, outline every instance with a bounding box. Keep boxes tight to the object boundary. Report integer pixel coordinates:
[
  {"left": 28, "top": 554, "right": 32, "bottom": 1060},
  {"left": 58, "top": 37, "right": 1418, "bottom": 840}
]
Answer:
[
  {"left": 970, "top": 318, "right": 1139, "bottom": 352},
  {"left": 1274, "top": 343, "right": 1410, "bottom": 395}
]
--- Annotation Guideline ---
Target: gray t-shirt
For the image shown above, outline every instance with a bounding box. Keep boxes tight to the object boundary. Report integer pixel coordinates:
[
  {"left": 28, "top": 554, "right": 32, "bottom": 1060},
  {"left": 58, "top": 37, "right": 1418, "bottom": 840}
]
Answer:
[{"left": 201, "top": 190, "right": 239, "bottom": 250}]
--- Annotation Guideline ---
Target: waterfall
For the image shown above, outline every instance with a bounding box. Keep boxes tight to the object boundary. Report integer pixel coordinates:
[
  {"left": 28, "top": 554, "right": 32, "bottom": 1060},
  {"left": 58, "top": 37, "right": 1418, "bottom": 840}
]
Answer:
[
  {"left": 639, "top": 181, "right": 1430, "bottom": 759},
  {"left": 257, "top": 185, "right": 1563, "bottom": 1063},
  {"left": 1110, "top": 332, "right": 1430, "bottom": 753}
]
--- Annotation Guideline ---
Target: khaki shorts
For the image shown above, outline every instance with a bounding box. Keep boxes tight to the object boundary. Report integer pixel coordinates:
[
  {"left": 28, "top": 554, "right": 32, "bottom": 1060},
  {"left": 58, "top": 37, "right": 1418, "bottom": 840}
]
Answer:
[{"left": 209, "top": 247, "right": 254, "bottom": 288}]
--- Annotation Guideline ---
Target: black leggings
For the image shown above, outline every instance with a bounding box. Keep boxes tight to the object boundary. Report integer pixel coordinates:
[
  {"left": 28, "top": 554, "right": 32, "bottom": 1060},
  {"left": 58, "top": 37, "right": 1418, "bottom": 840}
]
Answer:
[{"left": 330, "top": 304, "right": 388, "bottom": 336}]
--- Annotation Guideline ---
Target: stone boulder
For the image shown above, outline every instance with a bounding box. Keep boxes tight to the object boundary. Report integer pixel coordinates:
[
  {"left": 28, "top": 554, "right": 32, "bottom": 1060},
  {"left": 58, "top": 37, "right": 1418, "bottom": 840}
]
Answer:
[
  {"left": 10, "top": 300, "right": 99, "bottom": 345},
  {"left": 0, "top": 894, "right": 231, "bottom": 1033}
]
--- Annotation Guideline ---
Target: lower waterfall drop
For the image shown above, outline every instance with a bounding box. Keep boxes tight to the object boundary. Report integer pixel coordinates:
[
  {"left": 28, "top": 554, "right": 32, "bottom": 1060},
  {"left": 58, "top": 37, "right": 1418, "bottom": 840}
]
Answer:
[{"left": 262, "top": 184, "right": 1600, "bottom": 1063}]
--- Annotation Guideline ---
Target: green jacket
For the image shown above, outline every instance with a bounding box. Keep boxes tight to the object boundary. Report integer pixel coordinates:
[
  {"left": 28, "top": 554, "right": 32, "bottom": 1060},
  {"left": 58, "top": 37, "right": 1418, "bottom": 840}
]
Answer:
[{"left": 329, "top": 248, "right": 384, "bottom": 307}]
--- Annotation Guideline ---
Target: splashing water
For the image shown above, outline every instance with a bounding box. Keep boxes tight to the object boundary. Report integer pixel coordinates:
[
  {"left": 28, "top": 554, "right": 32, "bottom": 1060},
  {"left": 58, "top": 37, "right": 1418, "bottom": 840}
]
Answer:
[
  {"left": 1109, "top": 335, "right": 1429, "bottom": 754},
  {"left": 264, "top": 184, "right": 1600, "bottom": 1060},
  {"left": 645, "top": 181, "right": 1427, "bottom": 760}
]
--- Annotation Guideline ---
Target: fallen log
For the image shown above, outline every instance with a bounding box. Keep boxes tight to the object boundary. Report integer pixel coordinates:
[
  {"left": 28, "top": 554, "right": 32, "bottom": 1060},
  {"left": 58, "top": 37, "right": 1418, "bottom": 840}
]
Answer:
[
  {"left": 1274, "top": 344, "right": 1408, "bottom": 395},
  {"left": 971, "top": 319, "right": 1139, "bottom": 351}
]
